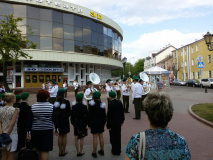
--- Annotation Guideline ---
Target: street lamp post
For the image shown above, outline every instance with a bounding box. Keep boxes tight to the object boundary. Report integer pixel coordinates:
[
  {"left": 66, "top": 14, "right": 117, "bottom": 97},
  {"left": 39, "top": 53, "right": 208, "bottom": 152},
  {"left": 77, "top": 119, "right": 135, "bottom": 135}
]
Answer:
[
  {"left": 122, "top": 57, "right": 127, "bottom": 79},
  {"left": 203, "top": 31, "right": 213, "bottom": 51},
  {"left": 129, "top": 57, "right": 135, "bottom": 76}
]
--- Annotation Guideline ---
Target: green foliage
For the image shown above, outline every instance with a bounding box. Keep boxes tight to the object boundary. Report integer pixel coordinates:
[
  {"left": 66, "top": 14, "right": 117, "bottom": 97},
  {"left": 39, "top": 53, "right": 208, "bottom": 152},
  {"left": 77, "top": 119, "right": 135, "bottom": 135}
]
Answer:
[{"left": 134, "top": 59, "right": 145, "bottom": 76}]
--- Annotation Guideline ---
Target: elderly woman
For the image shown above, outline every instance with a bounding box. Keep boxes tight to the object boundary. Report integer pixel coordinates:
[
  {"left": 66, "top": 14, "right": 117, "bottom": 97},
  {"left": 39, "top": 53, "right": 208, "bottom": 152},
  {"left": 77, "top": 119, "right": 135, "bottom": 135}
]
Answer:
[
  {"left": 125, "top": 93, "right": 191, "bottom": 160},
  {"left": 27, "top": 90, "right": 59, "bottom": 160}
]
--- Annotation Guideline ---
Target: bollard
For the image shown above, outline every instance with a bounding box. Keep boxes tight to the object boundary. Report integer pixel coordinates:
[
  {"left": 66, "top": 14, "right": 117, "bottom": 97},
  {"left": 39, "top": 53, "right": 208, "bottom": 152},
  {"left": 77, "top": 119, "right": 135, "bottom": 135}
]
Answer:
[{"left": 205, "top": 86, "right": 208, "bottom": 93}]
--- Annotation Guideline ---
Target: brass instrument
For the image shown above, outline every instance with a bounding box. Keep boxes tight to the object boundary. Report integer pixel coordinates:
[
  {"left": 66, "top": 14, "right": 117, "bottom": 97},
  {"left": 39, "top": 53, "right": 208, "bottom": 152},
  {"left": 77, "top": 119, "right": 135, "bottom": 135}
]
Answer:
[
  {"left": 139, "top": 72, "right": 150, "bottom": 95},
  {"left": 113, "top": 82, "right": 118, "bottom": 87},
  {"left": 125, "top": 78, "right": 133, "bottom": 92}
]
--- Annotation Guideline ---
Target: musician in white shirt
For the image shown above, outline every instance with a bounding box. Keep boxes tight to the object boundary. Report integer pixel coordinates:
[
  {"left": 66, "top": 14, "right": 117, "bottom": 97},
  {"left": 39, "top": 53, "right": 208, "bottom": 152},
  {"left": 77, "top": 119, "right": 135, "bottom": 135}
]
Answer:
[
  {"left": 85, "top": 81, "right": 97, "bottom": 111},
  {"left": 132, "top": 76, "right": 143, "bottom": 120},
  {"left": 63, "top": 81, "right": 68, "bottom": 98},
  {"left": 105, "top": 79, "right": 113, "bottom": 104},
  {"left": 113, "top": 79, "right": 121, "bottom": 100},
  {"left": 73, "top": 79, "right": 79, "bottom": 97},
  {"left": 139, "top": 79, "right": 147, "bottom": 111},
  {"left": 122, "top": 78, "right": 131, "bottom": 113},
  {"left": 48, "top": 79, "right": 58, "bottom": 104}
]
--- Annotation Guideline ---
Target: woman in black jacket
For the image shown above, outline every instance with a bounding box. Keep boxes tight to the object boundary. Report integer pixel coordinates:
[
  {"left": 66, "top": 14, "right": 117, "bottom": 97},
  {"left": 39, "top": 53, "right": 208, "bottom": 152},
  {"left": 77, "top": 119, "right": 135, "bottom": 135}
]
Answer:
[
  {"left": 71, "top": 93, "right": 88, "bottom": 157},
  {"left": 88, "top": 91, "right": 106, "bottom": 158},
  {"left": 54, "top": 88, "right": 71, "bottom": 156}
]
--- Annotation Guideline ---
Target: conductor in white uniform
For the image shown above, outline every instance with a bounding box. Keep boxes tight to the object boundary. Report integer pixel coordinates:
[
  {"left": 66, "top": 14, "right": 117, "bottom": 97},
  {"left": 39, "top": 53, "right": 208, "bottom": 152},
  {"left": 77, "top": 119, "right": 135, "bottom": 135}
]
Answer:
[
  {"left": 105, "top": 79, "right": 113, "bottom": 104},
  {"left": 48, "top": 79, "right": 59, "bottom": 104}
]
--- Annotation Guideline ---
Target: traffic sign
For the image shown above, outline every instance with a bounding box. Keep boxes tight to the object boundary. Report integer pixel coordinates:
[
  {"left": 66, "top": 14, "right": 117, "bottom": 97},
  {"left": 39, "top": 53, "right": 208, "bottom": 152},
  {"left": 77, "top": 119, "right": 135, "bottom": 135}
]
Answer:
[
  {"left": 199, "top": 68, "right": 202, "bottom": 75},
  {"left": 197, "top": 55, "right": 203, "bottom": 62},
  {"left": 197, "top": 62, "right": 204, "bottom": 68}
]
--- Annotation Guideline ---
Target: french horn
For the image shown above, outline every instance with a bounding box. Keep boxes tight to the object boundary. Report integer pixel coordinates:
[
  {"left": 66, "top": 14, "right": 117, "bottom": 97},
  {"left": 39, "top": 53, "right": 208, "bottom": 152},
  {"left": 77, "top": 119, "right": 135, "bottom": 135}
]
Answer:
[
  {"left": 84, "top": 73, "right": 100, "bottom": 100},
  {"left": 139, "top": 72, "right": 150, "bottom": 95}
]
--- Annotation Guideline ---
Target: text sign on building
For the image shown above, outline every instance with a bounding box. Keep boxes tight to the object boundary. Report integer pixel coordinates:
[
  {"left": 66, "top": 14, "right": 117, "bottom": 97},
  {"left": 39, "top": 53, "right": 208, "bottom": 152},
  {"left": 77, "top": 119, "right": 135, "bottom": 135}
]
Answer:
[
  {"left": 90, "top": 12, "right": 102, "bottom": 20},
  {"left": 197, "top": 62, "right": 204, "bottom": 68},
  {"left": 24, "top": 67, "right": 64, "bottom": 72}
]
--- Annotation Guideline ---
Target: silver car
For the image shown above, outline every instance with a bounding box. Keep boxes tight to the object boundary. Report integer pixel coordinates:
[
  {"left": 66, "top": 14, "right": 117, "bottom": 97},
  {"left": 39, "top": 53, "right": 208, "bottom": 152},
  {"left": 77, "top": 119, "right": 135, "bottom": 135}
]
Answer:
[{"left": 173, "top": 79, "right": 186, "bottom": 86}]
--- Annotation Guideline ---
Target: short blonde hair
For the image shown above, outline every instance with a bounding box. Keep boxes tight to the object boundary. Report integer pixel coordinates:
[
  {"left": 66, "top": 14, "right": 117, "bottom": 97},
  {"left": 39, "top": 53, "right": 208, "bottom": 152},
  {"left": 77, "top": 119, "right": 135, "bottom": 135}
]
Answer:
[
  {"left": 143, "top": 93, "right": 174, "bottom": 128},
  {"left": 4, "top": 93, "right": 16, "bottom": 103}
]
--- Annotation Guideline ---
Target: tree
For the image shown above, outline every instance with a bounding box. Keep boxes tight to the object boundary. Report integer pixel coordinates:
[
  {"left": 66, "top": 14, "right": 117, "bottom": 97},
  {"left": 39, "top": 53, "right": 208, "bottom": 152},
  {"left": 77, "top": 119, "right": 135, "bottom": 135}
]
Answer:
[
  {"left": 134, "top": 58, "right": 145, "bottom": 76},
  {"left": 167, "top": 56, "right": 182, "bottom": 79},
  {"left": 111, "top": 62, "right": 135, "bottom": 79},
  {"left": 0, "top": 15, "right": 36, "bottom": 91}
]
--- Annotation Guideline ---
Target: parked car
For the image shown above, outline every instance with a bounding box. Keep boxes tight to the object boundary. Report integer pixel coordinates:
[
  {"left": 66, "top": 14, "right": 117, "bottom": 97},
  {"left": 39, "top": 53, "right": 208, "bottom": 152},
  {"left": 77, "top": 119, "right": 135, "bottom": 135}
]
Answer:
[
  {"left": 186, "top": 79, "right": 200, "bottom": 87},
  {"left": 201, "top": 78, "right": 213, "bottom": 88},
  {"left": 173, "top": 79, "right": 186, "bottom": 86},
  {"left": 169, "top": 80, "right": 173, "bottom": 85}
]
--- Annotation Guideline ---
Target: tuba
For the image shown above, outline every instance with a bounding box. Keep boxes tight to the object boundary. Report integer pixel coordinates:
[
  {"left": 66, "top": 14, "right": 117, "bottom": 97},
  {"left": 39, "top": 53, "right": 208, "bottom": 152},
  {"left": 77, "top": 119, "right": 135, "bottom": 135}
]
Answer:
[
  {"left": 125, "top": 77, "right": 133, "bottom": 92},
  {"left": 139, "top": 72, "right": 150, "bottom": 95},
  {"left": 84, "top": 73, "right": 100, "bottom": 100}
]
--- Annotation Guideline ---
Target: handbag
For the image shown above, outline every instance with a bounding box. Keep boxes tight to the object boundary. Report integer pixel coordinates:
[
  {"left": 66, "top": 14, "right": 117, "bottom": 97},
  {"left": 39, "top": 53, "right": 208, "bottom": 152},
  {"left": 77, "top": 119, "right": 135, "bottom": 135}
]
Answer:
[
  {"left": 78, "top": 128, "right": 88, "bottom": 139},
  {"left": 0, "top": 133, "right": 12, "bottom": 150},
  {"left": 18, "top": 147, "right": 39, "bottom": 160},
  {"left": 138, "top": 132, "right": 146, "bottom": 160}
]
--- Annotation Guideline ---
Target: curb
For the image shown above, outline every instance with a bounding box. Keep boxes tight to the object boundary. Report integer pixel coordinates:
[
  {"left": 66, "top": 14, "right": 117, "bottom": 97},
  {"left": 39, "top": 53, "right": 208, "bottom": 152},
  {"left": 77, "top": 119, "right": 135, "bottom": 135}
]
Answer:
[{"left": 188, "top": 104, "right": 213, "bottom": 128}]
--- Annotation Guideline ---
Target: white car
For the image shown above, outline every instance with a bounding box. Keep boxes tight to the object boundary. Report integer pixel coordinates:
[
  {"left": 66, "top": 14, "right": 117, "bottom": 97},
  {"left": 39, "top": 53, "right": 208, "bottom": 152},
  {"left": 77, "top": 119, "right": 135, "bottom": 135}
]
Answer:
[{"left": 201, "top": 78, "right": 213, "bottom": 88}]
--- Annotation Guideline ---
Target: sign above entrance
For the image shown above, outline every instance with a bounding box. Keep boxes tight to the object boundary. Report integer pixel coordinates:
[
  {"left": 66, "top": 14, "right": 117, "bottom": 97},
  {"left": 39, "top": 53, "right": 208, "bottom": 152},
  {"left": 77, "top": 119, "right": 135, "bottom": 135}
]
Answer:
[{"left": 24, "top": 67, "right": 64, "bottom": 72}]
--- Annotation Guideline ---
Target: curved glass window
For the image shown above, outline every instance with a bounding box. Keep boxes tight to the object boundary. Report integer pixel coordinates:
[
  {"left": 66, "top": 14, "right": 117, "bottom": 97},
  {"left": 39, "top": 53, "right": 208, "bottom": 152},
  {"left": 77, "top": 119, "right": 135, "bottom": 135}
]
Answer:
[
  {"left": 63, "top": 13, "right": 74, "bottom": 25},
  {"left": 91, "top": 21, "right": 97, "bottom": 31},
  {"left": 83, "top": 28, "right": 91, "bottom": 43},
  {"left": 27, "top": 19, "right": 39, "bottom": 35},
  {"left": 74, "top": 15, "right": 82, "bottom": 27},
  {"left": 92, "top": 44, "right": 98, "bottom": 55},
  {"left": 40, "top": 9, "right": 52, "bottom": 21},
  {"left": 98, "top": 45, "right": 104, "bottom": 56},
  {"left": 92, "top": 31, "right": 97, "bottom": 44},
  {"left": 0, "top": 3, "right": 13, "bottom": 16},
  {"left": 83, "top": 18, "right": 91, "bottom": 29},
  {"left": 64, "top": 40, "right": 74, "bottom": 52},
  {"left": 13, "top": 5, "right": 26, "bottom": 17},
  {"left": 40, "top": 37, "right": 52, "bottom": 50},
  {"left": 75, "top": 41, "right": 83, "bottom": 53},
  {"left": 28, "top": 35, "right": 40, "bottom": 49},
  {"left": 108, "top": 28, "right": 112, "bottom": 37},
  {"left": 97, "top": 23, "right": 103, "bottom": 33},
  {"left": 103, "top": 26, "right": 107, "bottom": 35},
  {"left": 64, "top": 25, "right": 74, "bottom": 40},
  {"left": 83, "top": 42, "right": 92, "bottom": 54},
  {"left": 108, "top": 36, "right": 112, "bottom": 49},
  {"left": 53, "top": 22, "right": 63, "bottom": 38},
  {"left": 27, "top": 6, "right": 39, "bottom": 19},
  {"left": 40, "top": 21, "right": 52, "bottom": 37},
  {"left": 53, "top": 38, "right": 63, "bottom": 51},
  {"left": 97, "top": 33, "right": 103, "bottom": 46},
  {"left": 53, "top": 10, "right": 63, "bottom": 23},
  {"left": 17, "top": 18, "right": 26, "bottom": 34},
  {"left": 74, "top": 26, "right": 83, "bottom": 41},
  {"left": 104, "top": 35, "right": 107, "bottom": 47}
]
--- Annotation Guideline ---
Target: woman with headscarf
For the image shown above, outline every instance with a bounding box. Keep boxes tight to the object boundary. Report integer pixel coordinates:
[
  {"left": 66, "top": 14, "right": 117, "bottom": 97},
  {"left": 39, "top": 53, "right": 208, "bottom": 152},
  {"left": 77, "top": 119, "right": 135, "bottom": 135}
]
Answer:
[
  {"left": 54, "top": 88, "right": 71, "bottom": 157},
  {"left": 71, "top": 93, "right": 88, "bottom": 157}
]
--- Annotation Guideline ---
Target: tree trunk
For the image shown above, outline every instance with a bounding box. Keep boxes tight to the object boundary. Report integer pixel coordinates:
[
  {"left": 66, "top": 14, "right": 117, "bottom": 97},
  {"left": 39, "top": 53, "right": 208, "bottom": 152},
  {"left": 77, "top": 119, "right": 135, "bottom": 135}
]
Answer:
[{"left": 2, "top": 61, "right": 11, "bottom": 92}]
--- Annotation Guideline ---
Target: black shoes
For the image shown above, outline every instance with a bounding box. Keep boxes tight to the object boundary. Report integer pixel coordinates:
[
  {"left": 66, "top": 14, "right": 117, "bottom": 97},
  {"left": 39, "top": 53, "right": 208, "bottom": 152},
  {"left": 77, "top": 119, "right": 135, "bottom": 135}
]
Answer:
[
  {"left": 77, "top": 151, "right": 85, "bottom": 157},
  {"left": 98, "top": 150, "right": 104, "bottom": 156},
  {"left": 125, "top": 111, "right": 130, "bottom": 113},
  {"left": 133, "top": 118, "right": 140, "bottom": 120},
  {"left": 92, "top": 152, "right": 97, "bottom": 158}
]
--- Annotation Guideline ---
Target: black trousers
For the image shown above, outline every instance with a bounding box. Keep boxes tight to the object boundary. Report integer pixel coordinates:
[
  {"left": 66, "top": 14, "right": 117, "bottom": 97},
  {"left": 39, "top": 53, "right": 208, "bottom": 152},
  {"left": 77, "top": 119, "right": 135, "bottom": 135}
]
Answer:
[
  {"left": 107, "top": 98, "right": 111, "bottom": 105},
  {"left": 48, "top": 97, "right": 56, "bottom": 104},
  {"left": 123, "top": 95, "right": 129, "bottom": 112},
  {"left": 141, "top": 95, "right": 147, "bottom": 111},
  {"left": 134, "top": 98, "right": 142, "bottom": 119},
  {"left": 87, "top": 100, "right": 91, "bottom": 111},
  {"left": 116, "top": 90, "right": 121, "bottom": 100},
  {"left": 18, "top": 130, "right": 33, "bottom": 150},
  {"left": 109, "top": 126, "right": 121, "bottom": 155},
  {"left": 75, "top": 90, "right": 78, "bottom": 97},
  {"left": 64, "top": 89, "right": 67, "bottom": 98}
]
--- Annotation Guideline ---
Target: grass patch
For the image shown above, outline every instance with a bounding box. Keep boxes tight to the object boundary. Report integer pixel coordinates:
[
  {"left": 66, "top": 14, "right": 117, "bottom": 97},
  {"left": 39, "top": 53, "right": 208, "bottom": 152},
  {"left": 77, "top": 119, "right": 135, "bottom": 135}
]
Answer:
[{"left": 192, "top": 103, "right": 213, "bottom": 123}]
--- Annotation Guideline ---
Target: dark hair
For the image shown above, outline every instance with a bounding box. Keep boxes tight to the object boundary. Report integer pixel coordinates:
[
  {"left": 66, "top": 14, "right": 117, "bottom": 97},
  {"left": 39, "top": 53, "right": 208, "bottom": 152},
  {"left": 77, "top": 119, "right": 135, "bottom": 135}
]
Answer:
[
  {"left": 16, "top": 99, "right": 21, "bottom": 103},
  {"left": 37, "top": 89, "right": 50, "bottom": 102},
  {"left": 143, "top": 93, "right": 173, "bottom": 128},
  {"left": 93, "top": 97, "right": 101, "bottom": 102},
  {"left": 135, "top": 79, "right": 138, "bottom": 82},
  {"left": 76, "top": 99, "right": 83, "bottom": 103},
  {"left": 56, "top": 92, "right": 65, "bottom": 104}
]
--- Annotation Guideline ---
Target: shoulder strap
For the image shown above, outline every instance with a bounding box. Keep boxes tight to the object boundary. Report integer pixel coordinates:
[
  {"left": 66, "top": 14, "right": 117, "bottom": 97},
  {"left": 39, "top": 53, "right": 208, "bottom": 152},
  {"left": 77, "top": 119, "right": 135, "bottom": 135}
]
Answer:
[{"left": 138, "top": 132, "right": 146, "bottom": 160}]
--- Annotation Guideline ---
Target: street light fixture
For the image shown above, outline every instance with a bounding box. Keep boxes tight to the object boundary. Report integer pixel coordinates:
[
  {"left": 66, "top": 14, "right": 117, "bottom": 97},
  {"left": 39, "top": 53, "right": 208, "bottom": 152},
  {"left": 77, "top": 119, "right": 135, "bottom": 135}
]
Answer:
[
  {"left": 129, "top": 57, "right": 135, "bottom": 76},
  {"left": 122, "top": 57, "right": 127, "bottom": 78},
  {"left": 203, "top": 31, "right": 213, "bottom": 51}
]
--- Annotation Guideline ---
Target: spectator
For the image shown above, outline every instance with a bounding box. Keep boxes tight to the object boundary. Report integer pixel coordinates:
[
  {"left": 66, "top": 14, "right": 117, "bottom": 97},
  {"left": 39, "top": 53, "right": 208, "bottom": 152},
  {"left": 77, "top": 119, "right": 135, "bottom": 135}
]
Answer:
[
  {"left": 0, "top": 93, "right": 19, "bottom": 160},
  {"left": 54, "top": 89, "right": 71, "bottom": 156},
  {"left": 156, "top": 79, "right": 164, "bottom": 92},
  {"left": 88, "top": 91, "right": 106, "bottom": 158},
  {"left": 42, "top": 82, "right": 45, "bottom": 90},
  {"left": 125, "top": 93, "right": 191, "bottom": 160},
  {"left": 71, "top": 93, "right": 88, "bottom": 157},
  {"left": 27, "top": 90, "right": 59, "bottom": 160},
  {"left": 13, "top": 95, "right": 22, "bottom": 108},
  {"left": 1, "top": 86, "right": 5, "bottom": 93}
]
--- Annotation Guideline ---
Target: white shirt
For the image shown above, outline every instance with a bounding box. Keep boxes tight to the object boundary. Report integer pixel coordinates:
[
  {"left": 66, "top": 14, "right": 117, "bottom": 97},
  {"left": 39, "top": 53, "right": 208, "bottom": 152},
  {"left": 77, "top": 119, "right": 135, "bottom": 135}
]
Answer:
[
  {"left": 85, "top": 87, "right": 96, "bottom": 96},
  {"left": 49, "top": 85, "right": 58, "bottom": 97},
  {"left": 114, "top": 85, "right": 120, "bottom": 91},
  {"left": 121, "top": 84, "right": 129, "bottom": 96},
  {"left": 106, "top": 84, "right": 113, "bottom": 98},
  {"left": 73, "top": 82, "right": 78, "bottom": 90},
  {"left": 132, "top": 82, "right": 143, "bottom": 100},
  {"left": 63, "top": 83, "right": 67, "bottom": 89},
  {"left": 42, "top": 84, "right": 45, "bottom": 89}
]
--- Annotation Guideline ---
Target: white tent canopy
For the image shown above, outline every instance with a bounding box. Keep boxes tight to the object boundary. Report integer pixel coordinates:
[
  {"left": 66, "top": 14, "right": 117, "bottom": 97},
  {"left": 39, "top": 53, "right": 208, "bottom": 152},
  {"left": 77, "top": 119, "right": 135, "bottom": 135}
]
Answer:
[{"left": 143, "top": 66, "right": 171, "bottom": 74}]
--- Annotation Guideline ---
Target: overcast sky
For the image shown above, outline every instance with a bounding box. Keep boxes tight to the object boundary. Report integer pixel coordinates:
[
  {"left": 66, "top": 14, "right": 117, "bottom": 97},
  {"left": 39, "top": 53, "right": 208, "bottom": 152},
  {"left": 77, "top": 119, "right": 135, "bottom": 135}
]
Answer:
[{"left": 65, "top": 0, "right": 213, "bottom": 64}]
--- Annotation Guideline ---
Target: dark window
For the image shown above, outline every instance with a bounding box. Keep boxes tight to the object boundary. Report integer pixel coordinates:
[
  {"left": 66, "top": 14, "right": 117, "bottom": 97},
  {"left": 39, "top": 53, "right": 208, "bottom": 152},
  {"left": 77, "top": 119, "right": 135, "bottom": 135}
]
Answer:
[
  {"left": 92, "top": 31, "right": 97, "bottom": 44},
  {"left": 40, "top": 37, "right": 52, "bottom": 50},
  {"left": 108, "top": 28, "right": 112, "bottom": 37},
  {"left": 98, "top": 45, "right": 104, "bottom": 56},
  {"left": 40, "top": 9, "right": 52, "bottom": 21},
  {"left": 92, "top": 44, "right": 98, "bottom": 55},
  {"left": 64, "top": 25, "right": 74, "bottom": 40},
  {"left": 53, "top": 38, "right": 63, "bottom": 51},
  {"left": 27, "top": 6, "right": 39, "bottom": 19},
  {"left": 118, "top": 36, "right": 121, "bottom": 43},
  {"left": 112, "top": 39, "right": 114, "bottom": 49},
  {"left": 63, "top": 63, "right": 67, "bottom": 72},
  {"left": 83, "top": 18, "right": 91, "bottom": 29},
  {"left": 0, "top": 2, "right": 13, "bottom": 16},
  {"left": 97, "top": 33, "right": 103, "bottom": 46},
  {"left": 115, "top": 40, "right": 118, "bottom": 51},
  {"left": 74, "top": 15, "right": 82, "bottom": 27},
  {"left": 107, "top": 36, "right": 112, "bottom": 49},
  {"left": 63, "top": 13, "right": 74, "bottom": 25},
  {"left": 74, "top": 41, "right": 83, "bottom": 53},
  {"left": 104, "top": 47, "right": 108, "bottom": 57},
  {"left": 13, "top": 5, "right": 26, "bottom": 17},
  {"left": 40, "top": 21, "right": 52, "bottom": 37},
  {"left": 64, "top": 39, "right": 74, "bottom": 52},
  {"left": 83, "top": 42, "right": 92, "bottom": 54},
  {"left": 83, "top": 28, "right": 91, "bottom": 43},
  {"left": 104, "top": 35, "right": 107, "bottom": 47},
  {"left": 53, "top": 22, "right": 63, "bottom": 38},
  {"left": 27, "top": 19, "right": 39, "bottom": 35},
  {"left": 97, "top": 23, "right": 103, "bottom": 33},
  {"left": 15, "top": 62, "right": 21, "bottom": 72},
  {"left": 53, "top": 10, "right": 63, "bottom": 23},
  {"left": 74, "top": 26, "right": 82, "bottom": 41},
  {"left": 103, "top": 26, "right": 107, "bottom": 35},
  {"left": 114, "top": 32, "right": 118, "bottom": 40},
  {"left": 27, "top": 35, "right": 40, "bottom": 49},
  {"left": 91, "top": 21, "right": 96, "bottom": 31}
]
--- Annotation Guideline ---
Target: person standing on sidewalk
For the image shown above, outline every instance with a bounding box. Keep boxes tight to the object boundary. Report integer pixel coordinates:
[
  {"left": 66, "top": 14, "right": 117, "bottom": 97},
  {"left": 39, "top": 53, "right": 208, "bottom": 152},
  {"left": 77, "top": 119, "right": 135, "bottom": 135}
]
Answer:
[
  {"left": 156, "top": 79, "right": 164, "bottom": 92},
  {"left": 105, "top": 79, "right": 113, "bottom": 105},
  {"left": 73, "top": 79, "right": 79, "bottom": 97},
  {"left": 107, "top": 91, "right": 125, "bottom": 156},
  {"left": 48, "top": 80, "right": 58, "bottom": 104},
  {"left": 132, "top": 76, "right": 143, "bottom": 120},
  {"left": 113, "top": 79, "right": 121, "bottom": 100},
  {"left": 63, "top": 81, "right": 68, "bottom": 98},
  {"left": 88, "top": 91, "right": 106, "bottom": 158},
  {"left": 122, "top": 78, "right": 130, "bottom": 113}
]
